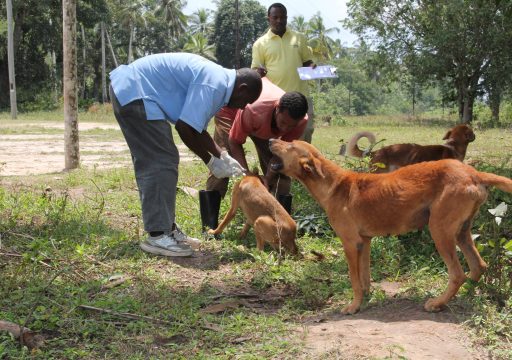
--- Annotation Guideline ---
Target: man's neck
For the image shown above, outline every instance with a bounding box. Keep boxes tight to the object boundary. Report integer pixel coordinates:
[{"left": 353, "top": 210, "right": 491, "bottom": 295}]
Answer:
[
  {"left": 271, "top": 28, "right": 286, "bottom": 37},
  {"left": 271, "top": 108, "right": 278, "bottom": 130}
]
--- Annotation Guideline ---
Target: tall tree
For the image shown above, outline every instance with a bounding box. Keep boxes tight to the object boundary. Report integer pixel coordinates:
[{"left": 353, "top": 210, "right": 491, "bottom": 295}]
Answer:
[
  {"left": 307, "top": 12, "right": 339, "bottom": 62},
  {"left": 63, "top": 0, "right": 79, "bottom": 170},
  {"left": 213, "top": 0, "right": 267, "bottom": 68},
  {"left": 118, "top": 0, "right": 146, "bottom": 63},
  {"left": 289, "top": 15, "right": 309, "bottom": 34},
  {"left": 183, "top": 33, "right": 216, "bottom": 60},
  {"left": 154, "top": 0, "right": 187, "bottom": 48},
  {"left": 345, "top": 0, "right": 512, "bottom": 123},
  {"left": 189, "top": 8, "right": 214, "bottom": 36}
]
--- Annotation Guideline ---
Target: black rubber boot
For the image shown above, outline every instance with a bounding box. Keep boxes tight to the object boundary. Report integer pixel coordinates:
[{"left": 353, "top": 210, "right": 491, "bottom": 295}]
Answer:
[
  {"left": 199, "top": 190, "right": 221, "bottom": 231},
  {"left": 277, "top": 194, "right": 293, "bottom": 215}
]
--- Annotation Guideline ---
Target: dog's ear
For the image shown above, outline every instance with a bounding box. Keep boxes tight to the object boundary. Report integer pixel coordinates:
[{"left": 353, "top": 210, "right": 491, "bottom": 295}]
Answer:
[
  {"left": 442, "top": 130, "right": 451, "bottom": 140},
  {"left": 301, "top": 158, "right": 325, "bottom": 178},
  {"left": 466, "top": 130, "right": 476, "bottom": 142}
]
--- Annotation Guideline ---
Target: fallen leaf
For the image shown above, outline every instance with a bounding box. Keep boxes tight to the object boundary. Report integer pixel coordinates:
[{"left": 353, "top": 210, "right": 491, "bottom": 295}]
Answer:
[
  {"left": 102, "top": 274, "right": 131, "bottom": 289},
  {"left": 231, "top": 336, "right": 252, "bottom": 344},
  {"left": 0, "top": 320, "right": 44, "bottom": 350},
  {"left": 200, "top": 301, "right": 242, "bottom": 314},
  {"left": 178, "top": 186, "right": 199, "bottom": 198}
]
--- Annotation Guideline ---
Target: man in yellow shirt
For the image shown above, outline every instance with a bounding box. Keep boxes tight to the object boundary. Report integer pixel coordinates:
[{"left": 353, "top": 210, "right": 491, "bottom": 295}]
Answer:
[{"left": 251, "top": 2, "right": 316, "bottom": 143}]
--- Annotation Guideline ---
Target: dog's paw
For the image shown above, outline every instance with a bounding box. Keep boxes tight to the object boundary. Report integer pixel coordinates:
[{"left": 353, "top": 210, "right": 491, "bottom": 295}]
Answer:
[
  {"left": 341, "top": 303, "right": 360, "bottom": 315},
  {"left": 207, "top": 229, "right": 218, "bottom": 235},
  {"left": 424, "top": 298, "right": 445, "bottom": 312}
]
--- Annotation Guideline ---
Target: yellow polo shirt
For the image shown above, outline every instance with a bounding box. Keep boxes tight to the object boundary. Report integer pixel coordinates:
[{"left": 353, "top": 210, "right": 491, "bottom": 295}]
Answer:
[{"left": 251, "top": 28, "right": 313, "bottom": 96}]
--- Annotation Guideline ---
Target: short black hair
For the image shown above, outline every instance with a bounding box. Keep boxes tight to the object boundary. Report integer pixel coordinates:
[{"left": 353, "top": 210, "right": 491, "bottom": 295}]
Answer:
[
  {"left": 268, "top": 3, "right": 287, "bottom": 16},
  {"left": 279, "top": 92, "right": 308, "bottom": 119},
  {"left": 236, "top": 68, "right": 263, "bottom": 96}
]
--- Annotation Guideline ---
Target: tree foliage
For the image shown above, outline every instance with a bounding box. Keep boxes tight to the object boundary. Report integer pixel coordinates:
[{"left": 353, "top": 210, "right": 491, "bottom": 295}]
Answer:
[
  {"left": 345, "top": 0, "right": 512, "bottom": 123},
  {"left": 212, "top": 0, "right": 267, "bottom": 68}
]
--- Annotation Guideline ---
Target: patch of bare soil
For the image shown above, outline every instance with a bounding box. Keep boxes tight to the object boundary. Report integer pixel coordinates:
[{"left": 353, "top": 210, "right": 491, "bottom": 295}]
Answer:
[
  {"left": 0, "top": 121, "right": 195, "bottom": 176},
  {"left": 300, "top": 282, "right": 489, "bottom": 360}
]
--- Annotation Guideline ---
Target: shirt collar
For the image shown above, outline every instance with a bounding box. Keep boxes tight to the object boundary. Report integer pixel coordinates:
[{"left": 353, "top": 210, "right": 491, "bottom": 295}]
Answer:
[{"left": 267, "top": 27, "right": 289, "bottom": 38}]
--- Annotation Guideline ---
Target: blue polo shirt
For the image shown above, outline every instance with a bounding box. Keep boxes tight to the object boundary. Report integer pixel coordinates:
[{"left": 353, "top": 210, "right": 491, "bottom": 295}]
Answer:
[{"left": 109, "top": 53, "right": 236, "bottom": 132}]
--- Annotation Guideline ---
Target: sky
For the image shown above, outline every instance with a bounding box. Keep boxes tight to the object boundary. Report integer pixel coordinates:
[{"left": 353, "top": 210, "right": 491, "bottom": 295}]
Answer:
[{"left": 183, "top": 0, "right": 358, "bottom": 47}]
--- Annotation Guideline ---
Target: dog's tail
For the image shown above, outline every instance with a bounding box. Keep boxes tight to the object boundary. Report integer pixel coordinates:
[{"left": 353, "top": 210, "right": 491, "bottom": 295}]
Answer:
[
  {"left": 346, "top": 131, "right": 377, "bottom": 158},
  {"left": 478, "top": 171, "right": 512, "bottom": 193}
]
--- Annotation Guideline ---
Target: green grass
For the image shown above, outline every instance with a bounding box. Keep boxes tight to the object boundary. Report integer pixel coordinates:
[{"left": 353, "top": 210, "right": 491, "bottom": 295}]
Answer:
[{"left": 1, "top": 110, "right": 512, "bottom": 358}]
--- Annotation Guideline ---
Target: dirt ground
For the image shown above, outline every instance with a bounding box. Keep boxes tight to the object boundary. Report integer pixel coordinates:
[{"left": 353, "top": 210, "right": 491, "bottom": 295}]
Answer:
[
  {"left": 0, "top": 121, "right": 194, "bottom": 176},
  {"left": 0, "top": 121, "right": 490, "bottom": 359},
  {"left": 299, "top": 281, "right": 488, "bottom": 359}
]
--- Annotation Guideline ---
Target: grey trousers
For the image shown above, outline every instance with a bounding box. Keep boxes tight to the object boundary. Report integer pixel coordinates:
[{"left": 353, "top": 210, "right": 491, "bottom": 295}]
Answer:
[{"left": 110, "top": 86, "right": 179, "bottom": 233}]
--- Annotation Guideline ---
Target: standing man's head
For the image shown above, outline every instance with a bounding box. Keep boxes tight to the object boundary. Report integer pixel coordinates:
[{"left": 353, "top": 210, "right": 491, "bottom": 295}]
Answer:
[
  {"left": 228, "top": 68, "right": 263, "bottom": 109},
  {"left": 275, "top": 91, "right": 308, "bottom": 133},
  {"left": 268, "top": 3, "right": 287, "bottom": 37}
]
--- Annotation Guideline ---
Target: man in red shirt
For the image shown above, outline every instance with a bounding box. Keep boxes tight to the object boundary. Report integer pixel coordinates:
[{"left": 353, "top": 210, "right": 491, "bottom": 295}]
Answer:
[{"left": 202, "top": 77, "right": 308, "bottom": 227}]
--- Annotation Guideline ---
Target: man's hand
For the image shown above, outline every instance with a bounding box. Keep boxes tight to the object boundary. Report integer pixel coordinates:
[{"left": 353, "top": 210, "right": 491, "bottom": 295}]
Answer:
[
  {"left": 256, "top": 64, "right": 267, "bottom": 77},
  {"left": 207, "top": 152, "right": 246, "bottom": 178},
  {"left": 220, "top": 151, "right": 246, "bottom": 177}
]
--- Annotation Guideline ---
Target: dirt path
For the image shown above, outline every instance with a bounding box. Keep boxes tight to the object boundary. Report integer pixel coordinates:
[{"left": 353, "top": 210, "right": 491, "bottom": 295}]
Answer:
[
  {"left": 0, "top": 121, "right": 194, "bottom": 176},
  {"left": 299, "top": 282, "right": 488, "bottom": 359},
  {"left": 0, "top": 121, "right": 490, "bottom": 359}
]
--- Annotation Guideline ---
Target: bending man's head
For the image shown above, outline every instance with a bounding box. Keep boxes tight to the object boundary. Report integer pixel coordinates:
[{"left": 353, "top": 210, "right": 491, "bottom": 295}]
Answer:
[
  {"left": 275, "top": 91, "right": 308, "bottom": 133},
  {"left": 228, "top": 68, "right": 262, "bottom": 109}
]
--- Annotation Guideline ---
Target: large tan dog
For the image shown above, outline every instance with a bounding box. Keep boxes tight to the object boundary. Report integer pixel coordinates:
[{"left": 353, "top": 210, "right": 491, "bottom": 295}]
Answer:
[
  {"left": 269, "top": 139, "right": 512, "bottom": 314},
  {"left": 346, "top": 124, "right": 475, "bottom": 172},
  {"left": 208, "top": 173, "right": 298, "bottom": 254}
]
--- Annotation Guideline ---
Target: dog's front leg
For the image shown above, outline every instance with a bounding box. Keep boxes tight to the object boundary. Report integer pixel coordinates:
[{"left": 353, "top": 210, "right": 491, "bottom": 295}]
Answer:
[
  {"left": 339, "top": 236, "right": 365, "bottom": 315},
  {"left": 359, "top": 236, "right": 372, "bottom": 295}
]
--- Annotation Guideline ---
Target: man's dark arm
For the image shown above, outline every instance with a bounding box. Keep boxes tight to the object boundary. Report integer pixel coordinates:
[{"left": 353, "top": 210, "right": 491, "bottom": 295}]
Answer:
[
  {"left": 175, "top": 120, "right": 222, "bottom": 164},
  {"left": 228, "top": 138, "right": 249, "bottom": 172}
]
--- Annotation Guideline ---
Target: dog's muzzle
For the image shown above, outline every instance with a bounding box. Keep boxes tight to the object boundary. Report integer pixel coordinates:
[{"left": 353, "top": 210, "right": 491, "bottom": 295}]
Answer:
[{"left": 270, "top": 156, "right": 284, "bottom": 171}]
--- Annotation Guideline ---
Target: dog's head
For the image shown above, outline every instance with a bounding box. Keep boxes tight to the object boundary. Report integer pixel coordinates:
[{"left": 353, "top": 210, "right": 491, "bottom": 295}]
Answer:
[
  {"left": 269, "top": 139, "right": 325, "bottom": 180},
  {"left": 443, "top": 124, "right": 475, "bottom": 144}
]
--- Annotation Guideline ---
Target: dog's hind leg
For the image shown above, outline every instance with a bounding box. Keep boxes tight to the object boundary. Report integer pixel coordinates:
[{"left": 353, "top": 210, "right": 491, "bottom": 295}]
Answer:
[
  {"left": 457, "top": 219, "right": 487, "bottom": 282},
  {"left": 425, "top": 217, "right": 466, "bottom": 312},
  {"left": 209, "top": 183, "right": 241, "bottom": 235}
]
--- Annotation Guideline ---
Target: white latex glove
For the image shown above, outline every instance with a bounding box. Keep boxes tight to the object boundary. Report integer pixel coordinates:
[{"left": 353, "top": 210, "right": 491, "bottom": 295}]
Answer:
[
  {"left": 207, "top": 155, "right": 232, "bottom": 178},
  {"left": 220, "top": 151, "right": 246, "bottom": 177}
]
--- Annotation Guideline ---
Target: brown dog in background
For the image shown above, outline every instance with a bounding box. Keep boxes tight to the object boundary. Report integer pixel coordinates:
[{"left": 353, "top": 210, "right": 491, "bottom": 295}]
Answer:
[
  {"left": 208, "top": 172, "right": 298, "bottom": 254},
  {"left": 270, "top": 139, "right": 512, "bottom": 314},
  {"left": 346, "top": 124, "right": 475, "bottom": 173}
]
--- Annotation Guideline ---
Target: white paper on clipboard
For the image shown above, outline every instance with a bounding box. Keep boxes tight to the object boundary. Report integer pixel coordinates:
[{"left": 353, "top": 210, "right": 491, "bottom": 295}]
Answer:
[{"left": 297, "top": 65, "right": 337, "bottom": 80}]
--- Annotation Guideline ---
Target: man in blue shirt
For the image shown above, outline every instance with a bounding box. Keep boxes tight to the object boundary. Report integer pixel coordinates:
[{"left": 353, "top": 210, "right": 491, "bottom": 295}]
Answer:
[{"left": 110, "top": 53, "right": 262, "bottom": 257}]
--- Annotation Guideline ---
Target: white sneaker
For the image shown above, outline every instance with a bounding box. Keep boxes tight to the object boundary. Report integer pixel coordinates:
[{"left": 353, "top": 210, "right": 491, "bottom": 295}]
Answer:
[
  {"left": 171, "top": 225, "right": 201, "bottom": 249},
  {"left": 140, "top": 233, "right": 193, "bottom": 257}
]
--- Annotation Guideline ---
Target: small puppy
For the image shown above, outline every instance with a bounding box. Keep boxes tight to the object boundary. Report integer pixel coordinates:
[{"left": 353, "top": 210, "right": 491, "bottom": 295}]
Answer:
[
  {"left": 346, "top": 124, "right": 475, "bottom": 173},
  {"left": 208, "top": 172, "right": 298, "bottom": 254}
]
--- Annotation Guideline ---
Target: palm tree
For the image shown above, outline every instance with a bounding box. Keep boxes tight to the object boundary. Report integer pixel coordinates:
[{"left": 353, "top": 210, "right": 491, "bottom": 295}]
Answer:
[
  {"left": 189, "top": 8, "right": 214, "bottom": 36},
  {"left": 290, "top": 15, "right": 310, "bottom": 35},
  {"left": 155, "top": 0, "right": 188, "bottom": 46},
  {"left": 119, "top": 0, "right": 146, "bottom": 63},
  {"left": 183, "top": 33, "right": 216, "bottom": 61},
  {"left": 308, "top": 12, "right": 340, "bottom": 62}
]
